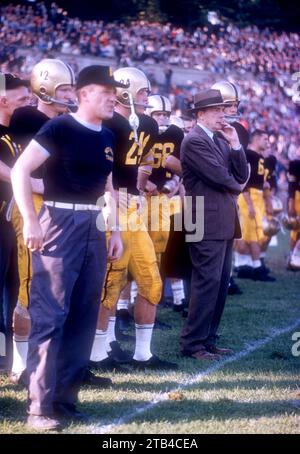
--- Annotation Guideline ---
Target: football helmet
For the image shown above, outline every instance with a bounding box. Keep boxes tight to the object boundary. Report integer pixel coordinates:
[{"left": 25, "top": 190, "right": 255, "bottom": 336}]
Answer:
[
  {"left": 146, "top": 95, "right": 172, "bottom": 133},
  {"left": 113, "top": 67, "right": 151, "bottom": 108},
  {"left": 282, "top": 215, "right": 300, "bottom": 231},
  {"left": 211, "top": 80, "right": 240, "bottom": 104},
  {"left": 211, "top": 80, "right": 241, "bottom": 123},
  {"left": 262, "top": 217, "right": 281, "bottom": 237},
  {"left": 146, "top": 95, "right": 172, "bottom": 116},
  {"left": 31, "top": 59, "right": 76, "bottom": 108}
]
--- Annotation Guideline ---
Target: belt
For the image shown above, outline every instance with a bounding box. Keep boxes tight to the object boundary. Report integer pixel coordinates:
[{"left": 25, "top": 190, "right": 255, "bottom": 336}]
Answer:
[{"left": 44, "top": 201, "right": 100, "bottom": 211}]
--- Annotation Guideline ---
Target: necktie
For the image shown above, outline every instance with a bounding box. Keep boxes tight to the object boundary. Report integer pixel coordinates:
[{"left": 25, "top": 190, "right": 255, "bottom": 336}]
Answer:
[{"left": 213, "top": 133, "right": 220, "bottom": 148}]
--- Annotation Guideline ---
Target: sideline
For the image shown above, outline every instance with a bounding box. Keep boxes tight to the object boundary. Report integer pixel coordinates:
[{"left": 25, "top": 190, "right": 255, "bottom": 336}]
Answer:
[{"left": 87, "top": 317, "right": 300, "bottom": 434}]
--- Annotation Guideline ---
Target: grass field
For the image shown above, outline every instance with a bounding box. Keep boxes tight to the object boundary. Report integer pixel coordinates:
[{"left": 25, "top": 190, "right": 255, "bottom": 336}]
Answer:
[{"left": 0, "top": 232, "right": 299, "bottom": 434}]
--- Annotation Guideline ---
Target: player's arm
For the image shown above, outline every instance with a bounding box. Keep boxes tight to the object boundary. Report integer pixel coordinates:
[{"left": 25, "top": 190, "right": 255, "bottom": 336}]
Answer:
[
  {"left": 104, "top": 172, "right": 123, "bottom": 262},
  {"left": 11, "top": 140, "right": 48, "bottom": 251},
  {"left": 137, "top": 149, "right": 153, "bottom": 193},
  {"left": 164, "top": 155, "right": 182, "bottom": 177},
  {"left": 287, "top": 163, "right": 297, "bottom": 217}
]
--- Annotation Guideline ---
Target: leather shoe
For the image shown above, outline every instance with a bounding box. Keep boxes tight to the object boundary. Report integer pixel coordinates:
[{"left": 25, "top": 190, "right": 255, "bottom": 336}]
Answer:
[
  {"left": 27, "top": 414, "right": 61, "bottom": 431},
  {"left": 182, "top": 350, "right": 220, "bottom": 361},
  {"left": 108, "top": 341, "right": 132, "bottom": 364},
  {"left": 205, "top": 345, "right": 233, "bottom": 355},
  {"left": 53, "top": 402, "right": 88, "bottom": 421},
  {"left": 81, "top": 369, "right": 112, "bottom": 388},
  {"left": 9, "top": 369, "right": 28, "bottom": 387}
]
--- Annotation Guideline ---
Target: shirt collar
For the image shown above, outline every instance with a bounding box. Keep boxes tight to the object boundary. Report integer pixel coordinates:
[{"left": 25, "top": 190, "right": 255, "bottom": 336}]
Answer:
[
  {"left": 70, "top": 113, "right": 102, "bottom": 132},
  {"left": 197, "top": 122, "right": 214, "bottom": 140}
]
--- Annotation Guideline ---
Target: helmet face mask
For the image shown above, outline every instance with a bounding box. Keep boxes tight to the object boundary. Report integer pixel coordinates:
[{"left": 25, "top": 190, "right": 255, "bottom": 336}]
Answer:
[
  {"left": 31, "top": 59, "right": 76, "bottom": 108},
  {"left": 113, "top": 67, "right": 151, "bottom": 111}
]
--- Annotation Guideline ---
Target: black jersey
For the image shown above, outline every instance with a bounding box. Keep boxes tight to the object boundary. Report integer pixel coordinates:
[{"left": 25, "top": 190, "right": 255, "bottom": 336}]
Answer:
[
  {"left": 104, "top": 112, "right": 158, "bottom": 195},
  {"left": 149, "top": 125, "right": 183, "bottom": 191},
  {"left": 0, "top": 124, "right": 19, "bottom": 204},
  {"left": 34, "top": 114, "right": 114, "bottom": 204},
  {"left": 288, "top": 159, "right": 300, "bottom": 198},
  {"left": 264, "top": 155, "right": 277, "bottom": 191},
  {"left": 10, "top": 106, "right": 50, "bottom": 150},
  {"left": 232, "top": 121, "right": 249, "bottom": 150},
  {"left": 245, "top": 148, "right": 265, "bottom": 191},
  {"left": 10, "top": 106, "right": 51, "bottom": 179}
]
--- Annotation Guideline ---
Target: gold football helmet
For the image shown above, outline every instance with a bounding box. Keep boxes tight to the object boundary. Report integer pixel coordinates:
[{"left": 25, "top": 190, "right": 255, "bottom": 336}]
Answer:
[
  {"left": 211, "top": 80, "right": 240, "bottom": 104},
  {"left": 113, "top": 67, "right": 151, "bottom": 108},
  {"left": 211, "top": 80, "right": 241, "bottom": 123},
  {"left": 31, "top": 59, "right": 75, "bottom": 107},
  {"left": 146, "top": 95, "right": 172, "bottom": 116},
  {"left": 262, "top": 217, "right": 281, "bottom": 237},
  {"left": 282, "top": 215, "right": 300, "bottom": 231}
]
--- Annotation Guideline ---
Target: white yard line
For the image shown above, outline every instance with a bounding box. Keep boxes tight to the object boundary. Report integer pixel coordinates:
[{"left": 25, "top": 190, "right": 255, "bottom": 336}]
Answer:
[{"left": 87, "top": 317, "right": 300, "bottom": 434}]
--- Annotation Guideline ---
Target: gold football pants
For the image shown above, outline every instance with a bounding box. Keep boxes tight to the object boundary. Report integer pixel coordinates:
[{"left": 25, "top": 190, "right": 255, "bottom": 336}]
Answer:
[
  {"left": 238, "top": 189, "right": 266, "bottom": 243},
  {"left": 147, "top": 194, "right": 181, "bottom": 257},
  {"left": 11, "top": 194, "right": 43, "bottom": 308},
  {"left": 290, "top": 190, "right": 300, "bottom": 243},
  {"left": 101, "top": 201, "right": 162, "bottom": 309}
]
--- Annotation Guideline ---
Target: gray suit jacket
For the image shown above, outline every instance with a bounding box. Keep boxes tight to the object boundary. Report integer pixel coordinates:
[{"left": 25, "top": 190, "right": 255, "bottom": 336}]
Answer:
[{"left": 181, "top": 124, "right": 248, "bottom": 240}]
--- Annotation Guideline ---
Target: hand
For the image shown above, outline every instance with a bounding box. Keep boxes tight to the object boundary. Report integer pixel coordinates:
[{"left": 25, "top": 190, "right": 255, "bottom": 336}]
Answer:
[
  {"left": 218, "top": 123, "right": 241, "bottom": 149},
  {"left": 263, "top": 181, "right": 271, "bottom": 191},
  {"left": 30, "top": 178, "right": 44, "bottom": 195},
  {"left": 23, "top": 218, "right": 43, "bottom": 252},
  {"left": 266, "top": 201, "right": 273, "bottom": 216},
  {"left": 288, "top": 207, "right": 296, "bottom": 217},
  {"left": 146, "top": 181, "right": 158, "bottom": 196},
  {"left": 107, "top": 231, "right": 123, "bottom": 262},
  {"left": 248, "top": 204, "right": 256, "bottom": 219}
]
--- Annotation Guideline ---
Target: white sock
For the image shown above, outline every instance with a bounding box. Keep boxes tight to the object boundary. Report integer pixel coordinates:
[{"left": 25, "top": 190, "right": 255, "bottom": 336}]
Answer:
[
  {"left": 11, "top": 336, "right": 28, "bottom": 375},
  {"left": 117, "top": 298, "right": 129, "bottom": 311},
  {"left": 252, "top": 259, "right": 261, "bottom": 268},
  {"left": 260, "top": 252, "right": 266, "bottom": 259},
  {"left": 171, "top": 279, "right": 185, "bottom": 305},
  {"left": 106, "top": 317, "right": 116, "bottom": 352},
  {"left": 133, "top": 323, "right": 154, "bottom": 361},
  {"left": 90, "top": 329, "right": 108, "bottom": 362},
  {"left": 130, "top": 281, "right": 138, "bottom": 305},
  {"left": 235, "top": 252, "right": 250, "bottom": 267},
  {"left": 291, "top": 247, "right": 300, "bottom": 266}
]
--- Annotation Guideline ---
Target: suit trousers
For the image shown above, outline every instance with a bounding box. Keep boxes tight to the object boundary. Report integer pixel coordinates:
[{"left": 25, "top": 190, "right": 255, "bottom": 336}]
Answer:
[
  {"left": 27, "top": 205, "right": 107, "bottom": 416},
  {"left": 180, "top": 239, "right": 233, "bottom": 354}
]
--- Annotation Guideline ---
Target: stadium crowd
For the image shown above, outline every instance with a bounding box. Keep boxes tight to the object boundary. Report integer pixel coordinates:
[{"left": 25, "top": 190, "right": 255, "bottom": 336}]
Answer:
[{"left": 0, "top": 3, "right": 299, "bottom": 163}]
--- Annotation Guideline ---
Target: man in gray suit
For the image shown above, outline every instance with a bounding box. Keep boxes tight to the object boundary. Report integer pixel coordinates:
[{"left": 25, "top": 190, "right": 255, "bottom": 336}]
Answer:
[{"left": 180, "top": 89, "right": 248, "bottom": 360}]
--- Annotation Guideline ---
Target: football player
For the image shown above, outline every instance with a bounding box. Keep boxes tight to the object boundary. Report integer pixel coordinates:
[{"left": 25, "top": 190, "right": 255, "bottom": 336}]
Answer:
[
  {"left": 0, "top": 73, "right": 31, "bottom": 369},
  {"left": 90, "top": 67, "right": 178, "bottom": 371},
  {"left": 286, "top": 151, "right": 300, "bottom": 269},
  {"left": 237, "top": 129, "right": 276, "bottom": 281},
  {"left": 145, "top": 99, "right": 187, "bottom": 313},
  {"left": 6, "top": 60, "right": 74, "bottom": 384}
]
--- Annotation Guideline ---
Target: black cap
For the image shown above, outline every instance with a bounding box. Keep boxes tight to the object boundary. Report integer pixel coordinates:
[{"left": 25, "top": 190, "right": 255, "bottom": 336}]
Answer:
[
  {"left": 76, "top": 65, "right": 127, "bottom": 90},
  {"left": 188, "top": 89, "right": 225, "bottom": 113},
  {"left": 0, "top": 73, "right": 30, "bottom": 93}
]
